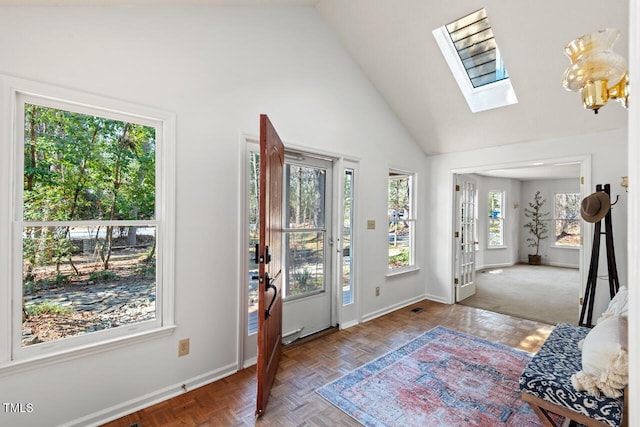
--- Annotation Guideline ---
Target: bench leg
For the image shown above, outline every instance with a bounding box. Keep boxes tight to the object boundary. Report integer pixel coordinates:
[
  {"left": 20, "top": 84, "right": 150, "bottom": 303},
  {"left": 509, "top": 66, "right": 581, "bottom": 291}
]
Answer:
[
  {"left": 526, "top": 401, "right": 560, "bottom": 427},
  {"left": 521, "top": 392, "right": 612, "bottom": 427}
]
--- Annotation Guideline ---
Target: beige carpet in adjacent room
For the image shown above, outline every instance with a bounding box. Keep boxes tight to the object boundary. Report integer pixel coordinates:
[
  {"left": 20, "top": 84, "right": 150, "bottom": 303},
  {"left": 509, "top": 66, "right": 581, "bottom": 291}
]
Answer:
[{"left": 459, "top": 264, "right": 580, "bottom": 325}]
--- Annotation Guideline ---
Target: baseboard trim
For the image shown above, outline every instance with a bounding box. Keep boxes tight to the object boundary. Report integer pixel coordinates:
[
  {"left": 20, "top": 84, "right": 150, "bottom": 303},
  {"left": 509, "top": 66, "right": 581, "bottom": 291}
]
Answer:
[
  {"left": 517, "top": 259, "right": 579, "bottom": 269},
  {"left": 361, "top": 295, "right": 426, "bottom": 323},
  {"left": 243, "top": 356, "right": 257, "bottom": 369},
  {"left": 546, "top": 261, "right": 579, "bottom": 269},
  {"left": 476, "top": 262, "right": 515, "bottom": 271},
  {"left": 63, "top": 363, "right": 238, "bottom": 427},
  {"left": 340, "top": 319, "right": 359, "bottom": 330},
  {"left": 423, "top": 293, "right": 450, "bottom": 304}
]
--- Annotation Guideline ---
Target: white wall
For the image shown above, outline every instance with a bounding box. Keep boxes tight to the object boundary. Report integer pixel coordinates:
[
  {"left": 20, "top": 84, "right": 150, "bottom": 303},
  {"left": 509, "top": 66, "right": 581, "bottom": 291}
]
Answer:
[
  {"left": 0, "top": 6, "right": 427, "bottom": 426},
  {"left": 519, "top": 179, "right": 581, "bottom": 268},
  {"left": 426, "top": 129, "right": 628, "bottom": 317}
]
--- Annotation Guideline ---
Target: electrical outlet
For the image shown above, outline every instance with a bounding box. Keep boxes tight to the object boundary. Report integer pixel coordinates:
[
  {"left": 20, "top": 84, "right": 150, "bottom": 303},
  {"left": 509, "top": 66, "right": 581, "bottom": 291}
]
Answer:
[
  {"left": 178, "top": 338, "right": 190, "bottom": 357},
  {"left": 375, "top": 286, "right": 380, "bottom": 296}
]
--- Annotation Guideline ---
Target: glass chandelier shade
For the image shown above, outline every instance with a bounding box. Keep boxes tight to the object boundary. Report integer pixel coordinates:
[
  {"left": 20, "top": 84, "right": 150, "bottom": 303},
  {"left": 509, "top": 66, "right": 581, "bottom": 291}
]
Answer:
[{"left": 561, "top": 28, "right": 629, "bottom": 113}]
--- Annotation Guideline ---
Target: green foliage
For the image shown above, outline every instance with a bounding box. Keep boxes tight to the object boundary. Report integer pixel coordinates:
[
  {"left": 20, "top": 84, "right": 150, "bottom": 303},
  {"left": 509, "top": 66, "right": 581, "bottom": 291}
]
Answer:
[
  {"left": 289, "top": 268, "right": 321, "bottom": 296},
  {"left": 388, "top": 175, "right": 410, "bottom": 214},
  {"left": 24, "top": 104, "right": 156, "bottom": 222},
  {"left": 389, "top": 248, "right": 409, "bottom": 267},
  {"left": 89, "top": 270, "right": 117, "bottom": 281},
  {"left": 25, "top": 301, "right": 73, "bottom": 317},
  {"left": 53, "top": 274, "right": 71, "bottom": 286},
  {"left": 22, "top": 103, "right": 157, "bottom": 277},
  {"left": 523, "top": 191, "right": 550, "bottom": 256},
  {"left": 287, "top": 165, "right": 326, "bottom": 228},
  {"left": 135, "top": 261, "right": 155, "bottom": 278}
]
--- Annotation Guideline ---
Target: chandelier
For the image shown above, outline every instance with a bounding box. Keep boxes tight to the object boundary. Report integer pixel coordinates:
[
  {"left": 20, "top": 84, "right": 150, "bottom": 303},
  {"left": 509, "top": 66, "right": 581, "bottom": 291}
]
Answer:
[{"left": 562, "top": 28, "right": 629, "bottom": 114}]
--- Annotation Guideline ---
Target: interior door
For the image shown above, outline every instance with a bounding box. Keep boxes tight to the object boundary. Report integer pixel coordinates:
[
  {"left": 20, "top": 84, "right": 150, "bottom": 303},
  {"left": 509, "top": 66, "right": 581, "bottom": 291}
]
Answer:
[
  {"left": 256, "top": 114, "right": 284, "bottom": 416},
  {"left": 455, "top": 175, "right": 477, "bottom": 302}
]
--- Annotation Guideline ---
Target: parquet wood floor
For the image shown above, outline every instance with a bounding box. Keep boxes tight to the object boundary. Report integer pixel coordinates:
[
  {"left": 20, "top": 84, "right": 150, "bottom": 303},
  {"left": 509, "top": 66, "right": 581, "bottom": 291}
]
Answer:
[{"left": 101, "top": 300, "right": 554, "bottom": 427}]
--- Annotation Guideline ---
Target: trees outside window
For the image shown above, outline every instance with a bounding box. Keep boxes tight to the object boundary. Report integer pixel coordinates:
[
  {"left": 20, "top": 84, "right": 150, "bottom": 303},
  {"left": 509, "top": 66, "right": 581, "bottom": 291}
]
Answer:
[
  {"left": 10, "top": 87, "right": 175, "bottom": 360},
  {"left": 555, "top": 193, "right": 581, "bottom": 246},
  {"left": 388, "top": 170, "right": 416, "bottom": 271},
  {"left": 488, "top": 191, "right": 504, "bottom": 247}
]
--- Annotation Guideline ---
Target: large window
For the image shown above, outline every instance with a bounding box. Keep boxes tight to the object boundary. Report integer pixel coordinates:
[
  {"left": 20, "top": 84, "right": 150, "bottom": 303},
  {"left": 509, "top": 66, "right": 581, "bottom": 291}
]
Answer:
[
  {"left": 388, "top": 170, "right": 416, "bottom": 271},
  {"left": 555, "top": 193, "right": 581, "bottom": 246},
  {"left": 488, "top": 191, "right": 504, "bottom": 247},
  {"left": 10, "top": 86, "right": 175, "bottom": 361}
]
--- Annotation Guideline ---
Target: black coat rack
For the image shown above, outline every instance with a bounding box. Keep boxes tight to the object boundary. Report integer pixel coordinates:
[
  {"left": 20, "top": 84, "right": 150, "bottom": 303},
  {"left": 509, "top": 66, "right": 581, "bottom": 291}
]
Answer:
[{"left": 579, "top": 183, "right": 620, "bottom": 327}]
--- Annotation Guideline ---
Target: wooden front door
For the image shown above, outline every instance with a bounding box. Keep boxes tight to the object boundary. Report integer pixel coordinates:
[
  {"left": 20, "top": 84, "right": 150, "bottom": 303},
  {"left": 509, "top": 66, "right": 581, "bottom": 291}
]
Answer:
[{"left": 256, "top": 114, "right": 284, "bottom": 416}]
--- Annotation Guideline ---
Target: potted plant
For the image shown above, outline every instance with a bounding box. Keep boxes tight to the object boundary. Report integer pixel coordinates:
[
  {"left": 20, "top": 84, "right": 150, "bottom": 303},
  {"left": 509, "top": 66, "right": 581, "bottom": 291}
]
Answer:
[{"left": 523, "top": 190, "right": 550, "bottom": 265}]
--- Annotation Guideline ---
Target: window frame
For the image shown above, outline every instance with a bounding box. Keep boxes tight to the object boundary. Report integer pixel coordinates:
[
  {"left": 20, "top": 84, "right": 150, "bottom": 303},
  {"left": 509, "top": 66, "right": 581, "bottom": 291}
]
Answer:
[
  {"left": 553, "top": 192, "right": 582, "bottom": 249},
  {"left": 387, "top": 169, "right": 417, "bottom": 275},
  {"left": 487, "top": 190, "right": 505, "bottom": 248},
  {"left": 2, "top": 76, "right": 176, "bottom": 369}
]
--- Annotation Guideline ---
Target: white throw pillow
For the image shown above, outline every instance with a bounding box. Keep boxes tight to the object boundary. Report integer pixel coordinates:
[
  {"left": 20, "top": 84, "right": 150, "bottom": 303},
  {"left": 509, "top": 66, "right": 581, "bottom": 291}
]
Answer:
[
  {"left": 571, "top": 315, "right": 628, "bottom": 398},
  {"left": 597, "top": 286, "right": 628, "bottom": 323}
]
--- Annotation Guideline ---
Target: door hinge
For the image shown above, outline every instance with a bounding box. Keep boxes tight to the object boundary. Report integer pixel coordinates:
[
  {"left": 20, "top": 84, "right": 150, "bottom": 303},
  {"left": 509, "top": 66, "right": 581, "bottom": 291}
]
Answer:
[
  {"left": 454, "top": 278, "right": 459, "bottom": 285},
  {"left": 455, "top": 184, "right": 460, "bottom": 191},
  {"left": 454, "top": 231, "right": 459, "bottom": 238},
  {"left": 581, "top": 176, "right": 584, "bottom": 185}
]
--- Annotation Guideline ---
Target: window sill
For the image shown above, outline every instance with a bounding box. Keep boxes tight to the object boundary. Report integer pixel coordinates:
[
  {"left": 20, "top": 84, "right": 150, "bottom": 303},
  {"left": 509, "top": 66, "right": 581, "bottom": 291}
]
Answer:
[
  {"left": 487, "top": 245, "right": 507, "bottom": 250},
  {"left": 386, "top": 266, "right": 420, "bottom": 278},
  {"left": 551, "top": 245, "right": 581, "bottom": 250},
  {"left": 0, "top": 325, "right": 176, "bottom": 378}
]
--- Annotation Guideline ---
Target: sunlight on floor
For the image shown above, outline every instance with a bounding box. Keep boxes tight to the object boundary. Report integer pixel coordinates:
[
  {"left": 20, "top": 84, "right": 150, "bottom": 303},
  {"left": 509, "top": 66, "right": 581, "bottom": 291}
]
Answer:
[
  {"left": 519, "top": 327, "right": 553, "bottom": 352},
  {"left": 488, "top": 269, "right": 503, "bottom": 274}
]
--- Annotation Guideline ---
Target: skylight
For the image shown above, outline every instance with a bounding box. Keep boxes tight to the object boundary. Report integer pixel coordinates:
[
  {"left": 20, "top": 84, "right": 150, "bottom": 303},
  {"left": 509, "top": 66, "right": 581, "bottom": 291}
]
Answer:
[
  {"left": 433, "top": 8, "right": 517, "bottom": 112},
  {"left": 446, "top": 9, "right": 508, "bottom": 88}
]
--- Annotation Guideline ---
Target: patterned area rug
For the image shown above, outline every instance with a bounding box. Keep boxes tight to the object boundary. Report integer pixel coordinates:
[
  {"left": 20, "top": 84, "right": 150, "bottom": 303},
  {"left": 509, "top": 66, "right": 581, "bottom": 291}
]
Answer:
[{"left": 317, "top": 326, "right": 553, "bottom": 426}]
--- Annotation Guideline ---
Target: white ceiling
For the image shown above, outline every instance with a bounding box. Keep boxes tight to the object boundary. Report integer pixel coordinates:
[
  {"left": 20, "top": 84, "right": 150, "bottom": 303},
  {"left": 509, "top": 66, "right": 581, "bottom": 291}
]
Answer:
[
  {"left": 316, "top": 0, "right": 629, "bottom": 155},
  {"left": 1, "top": 0, "right": 629, "bottom": 160}
]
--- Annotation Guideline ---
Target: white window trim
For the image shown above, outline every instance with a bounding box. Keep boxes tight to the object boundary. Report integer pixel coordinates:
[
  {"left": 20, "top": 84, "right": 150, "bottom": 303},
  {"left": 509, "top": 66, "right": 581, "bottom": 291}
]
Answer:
[
  {"left": 387, "top": 168, "right": 418, "bottom": 275},
  {"left": 0, "top": 75, "right": 176, "bottom": 370}
]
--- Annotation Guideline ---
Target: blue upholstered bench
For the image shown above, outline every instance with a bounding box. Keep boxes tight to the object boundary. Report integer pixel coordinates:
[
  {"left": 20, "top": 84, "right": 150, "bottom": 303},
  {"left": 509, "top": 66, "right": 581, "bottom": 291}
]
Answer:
[{"left": 519, "top": 323, "right": 627, "bottom": 427}]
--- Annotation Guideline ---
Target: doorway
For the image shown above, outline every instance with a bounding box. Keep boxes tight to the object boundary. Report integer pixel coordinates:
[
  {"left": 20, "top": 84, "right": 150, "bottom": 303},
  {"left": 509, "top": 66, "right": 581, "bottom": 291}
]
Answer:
[
  {"left": 281, "top": 156, "right": 334, "bottom": 343},
  {"left": 454, "top": 175, "right": 478, "bottom": 302},
  {"left": 451, "top": 157, "right": 589, "bottom": 325},
  {"left": 241, "top": 141, "right": 346, "bottom": 367}
]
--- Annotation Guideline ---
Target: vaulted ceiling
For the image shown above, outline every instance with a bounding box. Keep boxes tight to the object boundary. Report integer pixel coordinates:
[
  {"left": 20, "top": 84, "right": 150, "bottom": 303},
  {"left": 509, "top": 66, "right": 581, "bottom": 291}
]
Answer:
[
  {"left": 2, "top": 0, "right": 630, "bottom": 156},
  {"left": 316, "top": 0, "right": 629, "bottom": 155}
]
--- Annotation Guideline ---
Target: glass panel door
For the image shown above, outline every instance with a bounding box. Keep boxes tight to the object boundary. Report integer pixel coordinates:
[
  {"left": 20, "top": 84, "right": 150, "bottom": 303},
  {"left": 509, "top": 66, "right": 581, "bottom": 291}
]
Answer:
[
  {"left": 284, "top": 163, "right": 329, "bottom": 300},
  {"left": 281, "top": 157, "right": 333, "bottom": 341}
]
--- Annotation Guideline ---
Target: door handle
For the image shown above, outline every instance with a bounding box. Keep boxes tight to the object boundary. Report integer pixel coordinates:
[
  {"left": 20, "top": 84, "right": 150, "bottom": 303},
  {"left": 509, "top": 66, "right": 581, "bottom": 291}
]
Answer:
[{"left": 264, "top": 273, "right": 278, "bottom": 319}]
